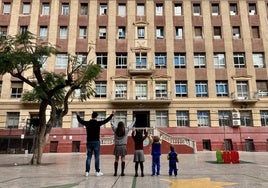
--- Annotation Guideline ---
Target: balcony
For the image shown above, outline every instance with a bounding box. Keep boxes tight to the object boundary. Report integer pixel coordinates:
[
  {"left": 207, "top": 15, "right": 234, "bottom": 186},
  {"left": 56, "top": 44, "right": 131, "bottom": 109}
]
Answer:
[
  {"left": 232, "top": 91, "right": 259, "bottom": 103},
  {"left": 128, "top": 62, "right": 155, "bottom": 75},
  {"left": 110, "top": 91, "right": 172, "bottom": 106}
]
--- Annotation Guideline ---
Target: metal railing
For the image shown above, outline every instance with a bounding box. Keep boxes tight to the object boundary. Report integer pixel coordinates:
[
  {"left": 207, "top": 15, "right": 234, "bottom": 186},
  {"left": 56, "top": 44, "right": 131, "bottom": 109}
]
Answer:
[
  {"left": 100, "top": 127, "right": 197, "bottom": 153},
  {"left": 231, "top": 91, "right": 259, "bottom": 101}
]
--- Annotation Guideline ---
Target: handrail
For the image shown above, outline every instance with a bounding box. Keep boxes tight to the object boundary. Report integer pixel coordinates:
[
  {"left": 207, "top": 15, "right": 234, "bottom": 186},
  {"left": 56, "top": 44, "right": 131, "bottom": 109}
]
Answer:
[{"left": 100, "top": 127, "right": 197, "bottom": 153}]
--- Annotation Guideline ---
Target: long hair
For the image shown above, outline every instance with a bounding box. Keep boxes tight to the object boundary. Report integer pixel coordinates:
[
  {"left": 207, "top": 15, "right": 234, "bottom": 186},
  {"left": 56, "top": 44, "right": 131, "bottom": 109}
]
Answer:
[
  {"left": 115, "top": 121, "right": 125, "bottom": 137},
  {"left": 134, "top": 130, "right": 143, "bottom": 142}
]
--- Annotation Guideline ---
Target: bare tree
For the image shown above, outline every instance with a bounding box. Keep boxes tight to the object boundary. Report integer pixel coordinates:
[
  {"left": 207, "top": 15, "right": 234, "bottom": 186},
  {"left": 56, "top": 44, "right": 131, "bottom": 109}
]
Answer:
[{"left": 0, "top": 31, "right": 102, "bottom": 164}]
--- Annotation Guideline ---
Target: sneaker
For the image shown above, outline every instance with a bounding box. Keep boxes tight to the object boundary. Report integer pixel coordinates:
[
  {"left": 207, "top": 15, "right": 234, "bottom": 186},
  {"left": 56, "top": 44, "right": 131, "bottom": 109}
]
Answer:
[
  {"left": 85, "top": 172, "right": 89, "bottom": 177},
  {"left": 96, "top": 171, "right": 103, "bottom": 177}
]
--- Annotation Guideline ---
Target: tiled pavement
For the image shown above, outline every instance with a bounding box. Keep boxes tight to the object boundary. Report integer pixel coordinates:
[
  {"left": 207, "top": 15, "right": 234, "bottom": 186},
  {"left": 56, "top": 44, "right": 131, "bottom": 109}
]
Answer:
[{"left": 0, "top": 151, "right": 268, "bottom": 188}]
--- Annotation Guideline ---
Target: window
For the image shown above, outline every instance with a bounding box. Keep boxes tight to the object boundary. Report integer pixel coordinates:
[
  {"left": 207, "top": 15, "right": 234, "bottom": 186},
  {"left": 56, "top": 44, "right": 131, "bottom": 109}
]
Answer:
[
  {"left": 137, "top": 4, "right": 145, "bottom": 16},
  {"left": 155, "top": 4, "right": 163, "bottom": 16},
  {"left": 195, "top": 81, "right": 208, "bottom": 97},
  {"left": 137, "top": 27, "right": 145, "bottom": 39},
  {"left": 41, "top": 3, "right": 50, "bottom": 15},
  {"left": 214, "top": 53, "right": 225, "bottom": 68},
  {"left": 174, "top": 3, "right": 182, "bottom": 16},
  {"left": 197, "top": 111, "right": 210, "bottom": 127},
  {"left": 22, "top": 2, "right": 30, "bottom": 14},
  {"left": 249, "top": 3, "right": 256, "bottom": 15},
  {"left": 156, "top": 27, "right": 164, "bottom": 39},
  {"left": 212, "top": 3, "right": 219, "bottom": 15},
  {"left": 0, "top": 26, "right": 8, "bottom": 37},
  {"left": 194, "top": 27, "right": 202, "bottom": 39},
  {"left": 115, "top": 82, "right": 127, "bottom": 99},
  {"left": 116, "top": 53, "right": 127, "bottom": 69},
  {"left": 176, "top": 111, "right": 189, "bottom": 127},
  {"left": 61, "top": 3, "right": 69, "bottom": 15},
  {"left": 257, "top": 81, "right": 268, "bottom": 97},
  {"left": 253, "top": 53, "right": 264, "bottom": 68},
  {"left": 136, "top": 82, "right": 147, "bottom": 99},
  {"left": 114, "top": 111, "right": 127, "bottom": 127},
  {"left": 99, "top": 27, "right": 107, "bottom": 39},
  {"left": 118, "top": 4, "right": 126, "bottom": 16},
  {"left": 155, "top": 53, "right": 166, "bottom": 68},
  {"left": 252, "top": 26, "right": 260, "bottom": 38},
  {"left": 73, "top": 88, "right": 86, "bottom": 98},
  {"left": 20, "top": 26, "right": 28, "bottom": 33},
  {"left": 79, "top": 26, "right": 87, "bottom": 39},
  {"left": 174, "top": 53, "right": 186, "bottom": 68},
  {"left": 96, "top": 111, "right": 107, "bottom": 127},
  {"left": 11, "top": 82, "right": 23, "bottom": 98},
  {"left": 80, "top": 3, "right": 88, "bottom": 15},
  {"left": 3, "top": 3, "right": 11, "bottom": 14},
  {"left": 193, "top": 3, "right": 201, "bottom": 15},
  {"left": 39, "top": 55, "right": 48, "bottom": 69},
  {"left": 156, "top": 111, "right": 168, "bottom": 127},
  {"left": 240, "top": 111, "right": 253, "bottom": 127},
  {"left": 155, "top": 82, "right": 167, "bottom": 98},
  {"left": 233, "top": 53, "right": 245, "bottom": 68},
  {"left": 96, "top": 53, "right": 107, "bottom": 68},
  {"left": 95, "top": 81, "right": 107, "bottom": 98},
  {"left": 213, "top": 27, "right": 221, "bottom": 39},
  {"left": 59, "top": 26, "right": 68, "bottom": 39},
  {"left": 175, "top": 81, "right": 187, "bottom": 97},
  {"left": 136, "top": 53, "right": 147, "bottom": 69},
  {"left": 230, "top": 3, "right": 237, "bottom": 15},
  {"left": 39, "top": 26, "right": 48, "bottom": 39},
  {"left": 260, "top": 111, "right": 268, "bottom": 126},
  {"left": 218, "top": 111, "right": 231, "bottom": 126},
  {"left": 7, "top": 112, "right": 20, "bottom": 128},
  {"left": 194, "top": 53, "right": 206, "bottom": 68},
  {"left": 55, "top": 53, "right": 68, "bottom": 69},
  {"left": 118, "top": 27, "right": 126, "bottom": 39},
  {"left": 216, "top": 81, "right": 228, "bottom": 97},
  {"left": 72, "top": 112, "right": 84, "bottom": 128},
  {"left": 100, "top": 3, "right": 107, "bottom": 15},
  {"left": 76, "top": 53, "right": 87, "bottom": 67},
  {"left": 175, "top": 27, "right": 183, "bottom": 39},
  {"left": 236, "top": 81, "right": 249, "bottom": 99}
]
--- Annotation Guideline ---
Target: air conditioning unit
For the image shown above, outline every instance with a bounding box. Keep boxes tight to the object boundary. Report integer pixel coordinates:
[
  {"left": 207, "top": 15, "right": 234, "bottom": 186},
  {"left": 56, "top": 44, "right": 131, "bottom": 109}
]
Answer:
[
  {"left": 230, "top": 11, "right": 236, "bottom": 15},
  {"left": 232, "top": 120, "right": 241, "bottom": 127},
  {"left": 232, "top": 112, "right": 240, "bottom": 119}
]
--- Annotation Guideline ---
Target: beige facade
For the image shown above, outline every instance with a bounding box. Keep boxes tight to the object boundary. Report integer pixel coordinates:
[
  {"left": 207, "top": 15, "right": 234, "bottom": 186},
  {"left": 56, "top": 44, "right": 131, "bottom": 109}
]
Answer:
[{"left": 1, "top": 0, "right": 268, "bottom": 152}]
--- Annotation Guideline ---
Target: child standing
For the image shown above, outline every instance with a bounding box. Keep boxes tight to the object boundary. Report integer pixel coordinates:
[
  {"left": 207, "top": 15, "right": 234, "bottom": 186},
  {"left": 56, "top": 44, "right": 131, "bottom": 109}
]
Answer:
[
  {"left": 111, "top": 117, "right": 136, "bottom": 176},
  {"left": 167, "top": 145, "right": 179, "bottom": 176},
  {"left": 132, "top": 128, "right": 148, "bottom": 177},
  {"left": 149, "top": 135, "right": 162, "bottom": 176}
]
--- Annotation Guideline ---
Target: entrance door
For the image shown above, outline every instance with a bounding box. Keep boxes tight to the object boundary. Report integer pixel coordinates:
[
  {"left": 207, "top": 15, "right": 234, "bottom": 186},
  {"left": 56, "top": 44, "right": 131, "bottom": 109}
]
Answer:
[
  {"left": 72, "top": 141, "right": 80, "bottom": 152},
  {"left": 245, "top": 139, "right": 254, "bottom": 151},
  {"left": 50, "top": 141, "right": 58, "bottom": 153},
  {"left": 202, "top": 139, "right": 211, "bottom": 151},
  {"left": 133, "top": 111, "right": 150, "bottom": 128},
  {"left": 224, "top": 139, "right": 233, "bottom": 151}
]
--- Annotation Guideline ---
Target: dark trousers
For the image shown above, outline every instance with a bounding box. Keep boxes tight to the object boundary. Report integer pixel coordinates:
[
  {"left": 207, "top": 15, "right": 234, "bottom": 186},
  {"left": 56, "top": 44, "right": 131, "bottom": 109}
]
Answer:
[{"left": 152, "top": 155, "right": 160, "bottom": 175}]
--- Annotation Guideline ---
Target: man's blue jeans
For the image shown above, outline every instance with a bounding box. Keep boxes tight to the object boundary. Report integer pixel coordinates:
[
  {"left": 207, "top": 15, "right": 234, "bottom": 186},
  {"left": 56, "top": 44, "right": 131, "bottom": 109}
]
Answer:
[{"left": 85, "top": 141, "right": 100, "bottom": 172}]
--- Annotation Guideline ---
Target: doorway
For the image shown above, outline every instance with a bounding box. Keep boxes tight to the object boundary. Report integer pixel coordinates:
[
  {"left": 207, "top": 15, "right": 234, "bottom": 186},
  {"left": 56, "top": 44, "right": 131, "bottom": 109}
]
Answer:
[
  {"left": 245, "top": 139, "right": 254, "bottom": 151},
  {"left": 50, "top": 141, "right": 58, "bottom": 153},
  {"left": 72, "top": 141, "right": 80, "bottom": 152},
  {"left": 224, "top": 139, "right": 233, "bottom": 151},
  {"left": 133, "top": 111, "right": 150, "bottom": 128},
  {"left": 202, "top": 139, "right": 211, "bottom": 151}
]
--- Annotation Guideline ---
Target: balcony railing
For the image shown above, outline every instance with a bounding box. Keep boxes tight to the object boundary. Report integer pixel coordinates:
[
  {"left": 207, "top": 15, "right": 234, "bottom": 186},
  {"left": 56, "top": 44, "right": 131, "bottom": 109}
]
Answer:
[
  {"left": 110, "top": 91, "right": 172, "bottom": 101},
  {"left": 232, "top": 91, "right": 259, "bottom": 103},
  {"left": 128, "top": 62, "right": 155, "bottom": 75}
]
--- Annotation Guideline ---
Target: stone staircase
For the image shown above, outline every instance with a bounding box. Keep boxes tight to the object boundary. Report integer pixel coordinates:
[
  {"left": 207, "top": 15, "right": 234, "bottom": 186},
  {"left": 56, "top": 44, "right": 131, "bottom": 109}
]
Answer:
[{"left": 100, "top": 127, "right": 197, "bottom": 153}]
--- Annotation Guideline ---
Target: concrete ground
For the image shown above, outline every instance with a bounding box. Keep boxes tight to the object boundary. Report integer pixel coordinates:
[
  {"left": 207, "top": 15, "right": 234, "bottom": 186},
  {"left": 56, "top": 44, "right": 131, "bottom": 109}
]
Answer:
[{"left": 0, "top": 151, "right": 268, "bottom": 188}]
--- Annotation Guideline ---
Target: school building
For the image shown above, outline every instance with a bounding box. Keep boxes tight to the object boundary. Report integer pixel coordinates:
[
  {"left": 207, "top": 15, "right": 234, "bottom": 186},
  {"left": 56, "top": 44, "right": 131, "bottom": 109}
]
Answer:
[{"left": 1, "top": 0, "right": 268, "bottom": 154}]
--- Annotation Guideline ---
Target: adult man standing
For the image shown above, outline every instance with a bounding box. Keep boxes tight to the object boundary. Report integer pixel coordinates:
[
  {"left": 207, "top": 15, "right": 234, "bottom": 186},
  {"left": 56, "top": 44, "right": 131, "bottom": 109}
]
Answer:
[{"left": 77, "top": 111, "right": 115, "bottom": 177}]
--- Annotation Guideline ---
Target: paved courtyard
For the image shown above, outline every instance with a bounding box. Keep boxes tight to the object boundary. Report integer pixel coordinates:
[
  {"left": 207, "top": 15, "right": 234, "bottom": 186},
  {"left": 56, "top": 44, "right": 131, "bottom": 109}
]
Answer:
[{"left": 0, "top": 151, "right": 268, "bottom": 188}]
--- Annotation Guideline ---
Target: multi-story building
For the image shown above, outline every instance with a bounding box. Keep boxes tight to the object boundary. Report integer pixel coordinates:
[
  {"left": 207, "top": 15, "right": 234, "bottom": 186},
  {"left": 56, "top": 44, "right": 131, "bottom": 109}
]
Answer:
[{"left": 1, "top": 0, "right": 268, "bottom": 154}]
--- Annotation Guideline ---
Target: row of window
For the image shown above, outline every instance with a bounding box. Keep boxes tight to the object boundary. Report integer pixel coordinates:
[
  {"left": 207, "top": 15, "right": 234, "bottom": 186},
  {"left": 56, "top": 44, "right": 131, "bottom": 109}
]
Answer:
[
  {"left": 0, "top": 24, "right": 260, "bottom": 42},
  {"left": 53, "top": 52, "right": 266, "bottom": 70},
  {"left": 3, "top": 79, "right": 267, "bottom": 99},
  {"left": 1, "top": 1, "right": 262, "bottom": 17},
  {"left": 5, "top": 110, "right": 268, "bottom": 128}
]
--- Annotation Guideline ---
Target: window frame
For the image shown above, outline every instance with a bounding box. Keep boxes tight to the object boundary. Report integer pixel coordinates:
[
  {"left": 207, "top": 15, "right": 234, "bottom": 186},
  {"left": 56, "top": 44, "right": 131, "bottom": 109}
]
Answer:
[
  {"left": 195, "top": 81, "right": 208, "bottom": 97},
  {"left": 175, "top": 81, "right": 187, "bottom": 97}
]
